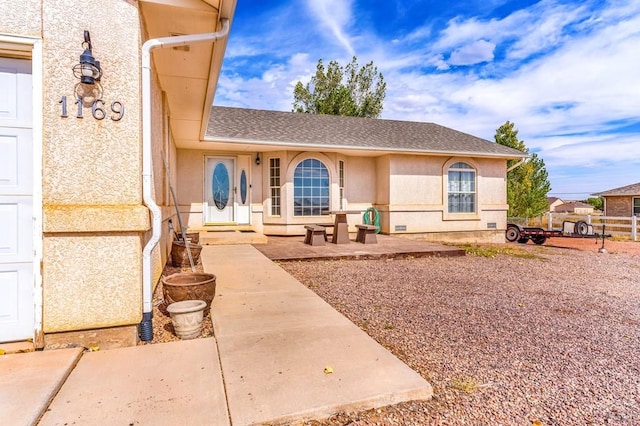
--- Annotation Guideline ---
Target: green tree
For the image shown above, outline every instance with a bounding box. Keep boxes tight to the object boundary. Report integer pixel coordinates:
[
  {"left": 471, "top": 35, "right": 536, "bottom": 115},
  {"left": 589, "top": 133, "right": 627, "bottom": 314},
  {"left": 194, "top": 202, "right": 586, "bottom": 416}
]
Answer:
[
  {"left": 495, "top": 121, "right": 551, "bottom": 218},
  {"left": 292, "top": 56, "right": 386, "bottom": 118},
  {"left": 582, "top": 197, "right": 604, "bottom": 211}
]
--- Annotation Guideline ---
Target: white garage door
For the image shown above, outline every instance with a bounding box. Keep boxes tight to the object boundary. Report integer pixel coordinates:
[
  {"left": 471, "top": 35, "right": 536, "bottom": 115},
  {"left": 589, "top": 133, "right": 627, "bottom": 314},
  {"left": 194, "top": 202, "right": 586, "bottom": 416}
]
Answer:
[{"left": 0, "top": 57, "right": 34, "bottom": 342}]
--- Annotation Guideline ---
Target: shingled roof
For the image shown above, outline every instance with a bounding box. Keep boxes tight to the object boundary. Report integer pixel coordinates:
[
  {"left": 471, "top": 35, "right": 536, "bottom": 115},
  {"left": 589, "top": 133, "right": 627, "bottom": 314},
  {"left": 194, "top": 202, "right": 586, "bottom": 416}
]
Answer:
[
  {"left": 593, "top": 182, "right": 640, "bottom": 196},
  {"left": 205, "top": 106, "right": 527, "bottom": 159}
]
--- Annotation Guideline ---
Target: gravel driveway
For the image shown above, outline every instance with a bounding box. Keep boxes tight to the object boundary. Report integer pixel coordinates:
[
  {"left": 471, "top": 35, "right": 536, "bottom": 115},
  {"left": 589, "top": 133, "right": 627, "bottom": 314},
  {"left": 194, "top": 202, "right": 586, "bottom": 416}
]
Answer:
[{"left": 280, "top": 242, "right": 640, "bottom": 425}]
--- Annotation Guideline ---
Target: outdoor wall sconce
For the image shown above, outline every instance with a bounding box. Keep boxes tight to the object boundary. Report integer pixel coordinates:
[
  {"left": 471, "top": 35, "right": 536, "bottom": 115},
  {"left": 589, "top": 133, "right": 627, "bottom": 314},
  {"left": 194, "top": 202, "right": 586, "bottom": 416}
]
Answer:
[
  {"left": 255, "top": 153, "right": 261, "bottom": 165},
  {"left": 72, "top": 30, "right": 102, "bottom": 85}
]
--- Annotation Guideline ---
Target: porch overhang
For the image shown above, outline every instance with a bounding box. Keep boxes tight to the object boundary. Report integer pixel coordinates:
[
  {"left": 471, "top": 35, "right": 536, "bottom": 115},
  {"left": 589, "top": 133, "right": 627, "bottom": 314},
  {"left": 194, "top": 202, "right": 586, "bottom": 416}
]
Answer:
[{"left": 139, "top": 0, "right": 236, "bottom": 148}]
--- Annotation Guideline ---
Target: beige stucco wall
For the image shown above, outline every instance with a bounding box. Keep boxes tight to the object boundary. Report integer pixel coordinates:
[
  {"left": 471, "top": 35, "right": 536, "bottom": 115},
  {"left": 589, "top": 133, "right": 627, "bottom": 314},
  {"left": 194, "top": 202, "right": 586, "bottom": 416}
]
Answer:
[
  {"left": 0, "top": 0, "right": 42, "bottom": 36},
  {"left": 378, "top": 155, "right": 507, "bottom": 236},
  {"left": 176, "top": 148, "right": 509, "bottom": 243},
  {"left": 43, "top": 234, "right": 141, "bottom": 332},
  {"left": 1, "top": 0, "right": 150, "bottom": 334}
]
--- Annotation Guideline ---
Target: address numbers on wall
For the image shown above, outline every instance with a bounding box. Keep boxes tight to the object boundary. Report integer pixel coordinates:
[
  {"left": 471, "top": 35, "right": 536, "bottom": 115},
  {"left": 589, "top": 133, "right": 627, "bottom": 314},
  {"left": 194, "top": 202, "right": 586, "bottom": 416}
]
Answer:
[{"left": 59, "top": 96, "right": 124, "bottom": 121}]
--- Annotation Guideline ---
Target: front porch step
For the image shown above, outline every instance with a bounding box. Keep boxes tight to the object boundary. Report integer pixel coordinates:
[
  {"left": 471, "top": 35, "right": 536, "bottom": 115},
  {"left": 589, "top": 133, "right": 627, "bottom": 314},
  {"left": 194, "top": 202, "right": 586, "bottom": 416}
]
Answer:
[{"left": 199, "top": 230, "right": 268, "bottom": 246}]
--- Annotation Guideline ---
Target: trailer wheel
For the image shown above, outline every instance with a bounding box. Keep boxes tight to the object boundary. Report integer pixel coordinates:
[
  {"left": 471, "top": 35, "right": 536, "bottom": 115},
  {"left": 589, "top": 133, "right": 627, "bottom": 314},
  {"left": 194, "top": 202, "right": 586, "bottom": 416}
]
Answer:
[
  {"left": 575, "top": 220, "right": 589, "bottom": 236},
  {"left": 517, "top": 237, "right": 529, "bottom": 244},
  {"left": 505, "top": 225, "right": 520, "bottom": 242},
  {"left": 532, "top": 236, "right": 546, "bottom": 245}
]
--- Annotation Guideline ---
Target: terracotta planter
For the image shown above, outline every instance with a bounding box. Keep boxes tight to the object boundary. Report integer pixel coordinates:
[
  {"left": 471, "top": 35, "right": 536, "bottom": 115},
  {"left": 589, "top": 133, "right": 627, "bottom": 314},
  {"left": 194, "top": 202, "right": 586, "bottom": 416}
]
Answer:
[
  {"left": 170, "top": 240, "right": 203, "bottom": 267},
  {"left": 180, "top": 232, "right": 199, "bottom": 245},
  {"left": 167, "top": 300, "right": 207, "bottom": 339},
  {"left": 186, "top": 232, "right": 200, "bottom": 244},
  {"left": 162, "top": 272, "right": 216, "bottom": 312}
]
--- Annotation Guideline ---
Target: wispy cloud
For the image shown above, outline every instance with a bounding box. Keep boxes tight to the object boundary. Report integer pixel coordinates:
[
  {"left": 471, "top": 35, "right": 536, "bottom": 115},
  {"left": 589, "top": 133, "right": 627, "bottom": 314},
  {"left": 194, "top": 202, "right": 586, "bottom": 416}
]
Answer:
[{"left": 305, "top": 0, "right": 355, "bottom": 56}]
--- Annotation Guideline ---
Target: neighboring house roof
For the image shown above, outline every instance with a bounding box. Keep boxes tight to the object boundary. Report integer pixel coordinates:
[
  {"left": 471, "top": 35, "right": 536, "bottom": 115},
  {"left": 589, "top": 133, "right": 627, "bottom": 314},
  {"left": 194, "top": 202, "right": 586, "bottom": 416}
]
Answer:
[
  {"left": 593, "top": 182, "right": 640, "bottom": 197},
  {"left": 547, "top": 196, "right": 562, "bottom": 204},
  {"left": 555, "top": 202, "right": 594, "bottom": 213},
  {"left": 205, "top": 106, "right": 528, "bottom": 159}
]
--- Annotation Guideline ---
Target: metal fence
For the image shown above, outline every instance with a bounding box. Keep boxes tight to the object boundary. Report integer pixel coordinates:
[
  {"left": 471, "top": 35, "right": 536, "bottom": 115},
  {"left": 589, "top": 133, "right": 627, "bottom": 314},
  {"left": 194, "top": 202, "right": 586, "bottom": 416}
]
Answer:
[{"left": 508, "top": 214, "right": 638, "bottom": 242}]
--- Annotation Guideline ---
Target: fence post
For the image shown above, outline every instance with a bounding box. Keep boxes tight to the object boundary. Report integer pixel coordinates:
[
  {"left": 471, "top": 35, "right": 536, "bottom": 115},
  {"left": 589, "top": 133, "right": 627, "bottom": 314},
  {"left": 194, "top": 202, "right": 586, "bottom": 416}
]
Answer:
[
  {"left": 633, "top": 216, "right": 637, "bottom": 242},
  {"left": 547, "top": 212, "right": 553, "bottom": 231},
  {"left": 587, "top": 214, "right": 591, "bottom": 225}
]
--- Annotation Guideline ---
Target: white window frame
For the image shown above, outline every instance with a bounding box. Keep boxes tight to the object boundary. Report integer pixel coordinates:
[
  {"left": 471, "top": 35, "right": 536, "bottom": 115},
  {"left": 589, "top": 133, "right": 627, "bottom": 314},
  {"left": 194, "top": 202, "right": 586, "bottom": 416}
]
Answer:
[
  {"left": 269, "top": 157, "right": 281, "bottom": 216},
  {"left": 293, "top": 158, "right": 330, "bottom": 217}
]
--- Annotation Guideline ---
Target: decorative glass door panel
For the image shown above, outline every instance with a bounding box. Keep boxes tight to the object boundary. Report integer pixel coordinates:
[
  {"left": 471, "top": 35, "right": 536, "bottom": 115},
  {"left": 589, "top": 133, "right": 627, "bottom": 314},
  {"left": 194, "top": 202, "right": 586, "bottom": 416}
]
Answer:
[{"left": 205, "top": 157, "right": 235, "bottom": 223}]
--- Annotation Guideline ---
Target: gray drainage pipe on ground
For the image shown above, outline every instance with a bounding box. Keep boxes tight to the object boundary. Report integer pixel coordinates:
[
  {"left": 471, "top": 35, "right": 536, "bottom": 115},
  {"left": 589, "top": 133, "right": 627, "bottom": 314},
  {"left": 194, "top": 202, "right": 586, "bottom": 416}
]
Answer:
[{"left": 139, "top": 19, "right": 230, "bottom": 341}]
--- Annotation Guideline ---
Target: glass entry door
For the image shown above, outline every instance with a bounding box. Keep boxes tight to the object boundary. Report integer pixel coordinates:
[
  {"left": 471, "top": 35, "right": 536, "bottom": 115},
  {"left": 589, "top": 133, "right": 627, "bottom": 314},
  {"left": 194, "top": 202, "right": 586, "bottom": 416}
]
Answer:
[{"left": 205, "top": 157, "right": 235, "bottom": 224}]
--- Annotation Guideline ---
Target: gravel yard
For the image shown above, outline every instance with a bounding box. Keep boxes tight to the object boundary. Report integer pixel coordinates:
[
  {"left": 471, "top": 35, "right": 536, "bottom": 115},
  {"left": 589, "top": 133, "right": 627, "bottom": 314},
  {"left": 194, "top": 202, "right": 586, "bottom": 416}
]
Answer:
[{"left": 280, "top": 241, "right": 640, "bottom": 425}]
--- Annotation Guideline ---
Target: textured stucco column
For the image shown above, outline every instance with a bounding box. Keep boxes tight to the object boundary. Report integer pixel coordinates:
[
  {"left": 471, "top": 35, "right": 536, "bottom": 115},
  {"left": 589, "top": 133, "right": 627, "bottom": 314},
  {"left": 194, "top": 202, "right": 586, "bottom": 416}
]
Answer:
[{"left": 40, "top": 0, "right": 146, "bottom": 333}]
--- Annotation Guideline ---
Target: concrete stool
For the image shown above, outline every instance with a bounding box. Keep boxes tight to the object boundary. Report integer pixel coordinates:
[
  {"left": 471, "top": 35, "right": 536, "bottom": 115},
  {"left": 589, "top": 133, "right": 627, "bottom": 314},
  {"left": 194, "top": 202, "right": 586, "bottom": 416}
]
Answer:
[
  {"left": 304, "top": 225, "right": 327, "bottom": 246},
  {"left": 355, "top": 224, "right": 378, "bottom": 244}
]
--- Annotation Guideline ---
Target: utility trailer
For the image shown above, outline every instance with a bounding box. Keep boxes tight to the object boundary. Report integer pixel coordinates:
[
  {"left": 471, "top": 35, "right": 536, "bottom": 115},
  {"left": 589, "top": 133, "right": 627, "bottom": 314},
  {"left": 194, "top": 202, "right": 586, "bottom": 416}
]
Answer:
[{"left": 506, "top": 220, "right": 596, "bottom": 245}]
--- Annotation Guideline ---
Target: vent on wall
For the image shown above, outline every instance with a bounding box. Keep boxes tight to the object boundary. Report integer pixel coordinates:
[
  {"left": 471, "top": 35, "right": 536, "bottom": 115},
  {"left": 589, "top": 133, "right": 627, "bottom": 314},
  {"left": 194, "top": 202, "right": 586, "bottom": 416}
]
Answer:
[
  {"left": 487, "top": 222, "right": 497, "bottom": 229},
  {"left": 170, "top": 33, "right": 190, "bottom": 52},
  {"left": 395, "top": 225, "right": 407, "bottom": 231}
]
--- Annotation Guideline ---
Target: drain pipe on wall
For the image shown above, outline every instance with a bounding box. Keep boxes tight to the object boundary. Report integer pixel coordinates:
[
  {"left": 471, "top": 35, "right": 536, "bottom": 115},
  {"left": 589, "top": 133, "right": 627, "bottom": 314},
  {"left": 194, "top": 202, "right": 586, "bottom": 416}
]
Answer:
[
  {"left": 507, "top": 157, "right": 528, "bottom": 173},
  {"left": 139, "top": 19, "right": 230, "bottom": 341}
]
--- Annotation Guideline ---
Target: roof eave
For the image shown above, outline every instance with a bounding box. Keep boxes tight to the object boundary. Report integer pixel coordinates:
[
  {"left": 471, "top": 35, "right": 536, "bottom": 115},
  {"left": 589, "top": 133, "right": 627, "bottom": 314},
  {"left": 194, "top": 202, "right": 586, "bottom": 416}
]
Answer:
[{"left": 201, "top": 136, "right": 530, "bottom": 160}]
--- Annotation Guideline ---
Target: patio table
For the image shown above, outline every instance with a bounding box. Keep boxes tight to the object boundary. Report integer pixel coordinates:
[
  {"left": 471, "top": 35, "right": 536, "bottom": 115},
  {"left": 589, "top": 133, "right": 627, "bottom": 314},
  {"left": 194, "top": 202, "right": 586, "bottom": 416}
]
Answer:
[{"left": 325, "top": 210, "right": 362, "bottom": 244}]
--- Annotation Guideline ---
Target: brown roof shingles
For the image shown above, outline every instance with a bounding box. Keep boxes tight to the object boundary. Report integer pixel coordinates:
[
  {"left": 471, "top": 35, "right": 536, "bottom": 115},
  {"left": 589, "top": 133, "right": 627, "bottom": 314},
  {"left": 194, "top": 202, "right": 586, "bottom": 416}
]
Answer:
[
  {"left": 206, "top": 106, "right": 527, "bottom": 158},
  {"left": 594, "top": 182, "right": 640, "bottom": 196}
]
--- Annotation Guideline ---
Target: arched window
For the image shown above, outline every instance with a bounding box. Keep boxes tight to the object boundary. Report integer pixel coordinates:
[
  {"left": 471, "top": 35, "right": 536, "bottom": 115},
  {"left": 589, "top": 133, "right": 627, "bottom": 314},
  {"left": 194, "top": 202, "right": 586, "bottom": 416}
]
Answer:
[
  {"left": 293, "top": 158, "right": 329, "bottom": 216},
  {"left": 448, "top": 162, "right": 476, "bottom": 213}
]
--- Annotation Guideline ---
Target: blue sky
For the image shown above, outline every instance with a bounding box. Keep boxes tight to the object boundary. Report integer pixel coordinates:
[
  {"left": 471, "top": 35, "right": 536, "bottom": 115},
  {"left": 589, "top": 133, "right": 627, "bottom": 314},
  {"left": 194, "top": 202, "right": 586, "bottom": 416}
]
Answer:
[{"left": 214, "top": 0, "right": 640, "bottom": 198}]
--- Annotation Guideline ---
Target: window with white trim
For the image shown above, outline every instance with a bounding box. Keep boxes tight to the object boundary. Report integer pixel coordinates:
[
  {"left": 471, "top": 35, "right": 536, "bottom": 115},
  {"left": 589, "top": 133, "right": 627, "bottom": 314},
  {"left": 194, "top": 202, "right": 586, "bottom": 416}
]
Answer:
[
  {"left": 269, "top": 158, "right": 281, "bottom": 216},
  {"left": 339, "top": 160, "right": 345, "bottom": 210},
  {"left": 293, "top": 158, "right": 329, "bottom": 216},
  {"left": 448, "top": 162, "right": 476, "bottom": 213},
  {"left": 633, "top": 197, "right": 640, "bottom": 216}
]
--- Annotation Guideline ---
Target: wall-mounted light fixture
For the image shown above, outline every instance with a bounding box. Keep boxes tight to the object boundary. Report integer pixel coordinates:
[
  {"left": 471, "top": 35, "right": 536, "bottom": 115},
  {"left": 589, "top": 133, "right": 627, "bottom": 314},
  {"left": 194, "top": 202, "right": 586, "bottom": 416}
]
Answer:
[
  {"left": 72, "top": 30, "right": 102, "bottom": 85},
  {"left": 255, "top": 153, "right": 261, "bottom": 165}
]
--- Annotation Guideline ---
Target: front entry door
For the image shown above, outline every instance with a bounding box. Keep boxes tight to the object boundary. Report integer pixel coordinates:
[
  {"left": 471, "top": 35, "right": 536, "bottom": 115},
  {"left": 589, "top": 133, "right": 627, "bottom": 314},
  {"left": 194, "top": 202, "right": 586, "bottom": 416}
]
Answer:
[
  {"left": 0, "top": 58, "right": 34, "bottom": 342},
  {"left": 205, "top": 157, "right": 235, "bottom": 224}
]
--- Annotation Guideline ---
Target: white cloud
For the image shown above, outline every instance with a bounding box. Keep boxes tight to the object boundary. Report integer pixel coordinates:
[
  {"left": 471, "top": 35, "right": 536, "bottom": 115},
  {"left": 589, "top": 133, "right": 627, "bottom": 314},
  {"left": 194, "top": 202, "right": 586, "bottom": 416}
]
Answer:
[
  {"left": 306, "top": 0, "right": 355, "bottom": 56},
  {"left": 449, "top": 40, "right": 495, "bottom": 66}
]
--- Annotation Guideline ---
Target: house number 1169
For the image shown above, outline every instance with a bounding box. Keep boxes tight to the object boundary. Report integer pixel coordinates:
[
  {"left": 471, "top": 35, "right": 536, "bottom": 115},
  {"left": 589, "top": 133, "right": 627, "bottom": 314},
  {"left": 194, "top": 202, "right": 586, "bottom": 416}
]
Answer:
[{"left": 59, "top": 96, "right": 125, "bottom": 121}]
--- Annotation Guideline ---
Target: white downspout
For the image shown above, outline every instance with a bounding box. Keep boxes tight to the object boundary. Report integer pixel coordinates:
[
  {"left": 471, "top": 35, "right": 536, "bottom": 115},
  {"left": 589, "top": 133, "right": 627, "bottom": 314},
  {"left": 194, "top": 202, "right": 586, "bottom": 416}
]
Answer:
[
  {"left": 507, "top": 157, "right": 527, "bottom": 173},
  {"left": 139, "top": 19, "right": 230, "bottom": 341}
]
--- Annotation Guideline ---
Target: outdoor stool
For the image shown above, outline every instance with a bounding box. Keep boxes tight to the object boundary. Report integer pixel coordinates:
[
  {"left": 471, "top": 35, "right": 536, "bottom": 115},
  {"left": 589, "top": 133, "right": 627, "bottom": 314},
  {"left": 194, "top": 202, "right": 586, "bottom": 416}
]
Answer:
[
  {"left": 304, "top": 225, "right": 327, "bottom": 246},
  {"left": 316, "top": 223, "right": 335, "bottom": 241},
  {"left": 355, "top": 224, "right": 378, "bottom": 244}
]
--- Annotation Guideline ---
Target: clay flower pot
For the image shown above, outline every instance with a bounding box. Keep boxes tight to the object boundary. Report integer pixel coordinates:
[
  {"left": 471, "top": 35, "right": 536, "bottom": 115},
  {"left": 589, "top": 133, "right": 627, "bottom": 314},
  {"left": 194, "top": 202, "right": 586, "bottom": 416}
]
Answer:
[
  {"left": 170, "top": 240, "right": 203, "bottom": 267},
  {"left": 166, "top": 300, "right": 207, "bottom": 339},
  {"left": 184, "top": 232, "right": 200, "bottom": 244},
  {"left": 162, "top": 272, "right": 216, "bottom": 313}
]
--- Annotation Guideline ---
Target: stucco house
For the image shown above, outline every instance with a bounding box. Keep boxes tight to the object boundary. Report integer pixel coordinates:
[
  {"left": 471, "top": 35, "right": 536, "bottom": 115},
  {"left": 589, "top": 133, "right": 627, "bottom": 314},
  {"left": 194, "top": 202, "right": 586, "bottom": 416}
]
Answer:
[
  {"left": 1, "top": 0, "right": 526, "bottom": 350},
  {"left": 547, "top": 196, "right": 564, "bottom": 212},
  {"left": 177, "top": 106, "right": 527, "bottom": 243},
  {"left": 594, "top": 182, "right": 640, "bottom": 216}
]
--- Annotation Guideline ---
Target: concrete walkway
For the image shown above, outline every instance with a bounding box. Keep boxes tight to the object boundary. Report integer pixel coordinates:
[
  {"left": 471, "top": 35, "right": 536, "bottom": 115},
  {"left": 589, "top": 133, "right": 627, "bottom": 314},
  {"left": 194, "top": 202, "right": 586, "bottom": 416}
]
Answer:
[
  {"left": 2, "top": 244, "right": 432, "bottom": 425},
  {"left": 204, "top": 244, "right": 433, "bottom": 425}
]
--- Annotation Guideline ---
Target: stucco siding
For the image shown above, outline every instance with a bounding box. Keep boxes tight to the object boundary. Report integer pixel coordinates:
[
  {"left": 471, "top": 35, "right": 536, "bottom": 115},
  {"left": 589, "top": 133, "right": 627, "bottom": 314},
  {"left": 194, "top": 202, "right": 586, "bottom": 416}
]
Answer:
[
  {"left": 43, "top": 234, "right": 142, "bottom": 332},
  {"left": 375, "top": 156, "right": 391, "bottom": 205},
  {"left": 388, "top": 155, "right": 443, "bottom": 205},
  {"left": 344, "top": 156, "right": 376, "bottom": 203},
  {"left": 38, "top": 1, "right": 145, "bottom": 335},
  {"left": 42, "top": 0, "right": 141, "bottom": 206},
  {"left": 175, "top": 149, "right": 509, "bottom": 242},
  {"left": 0, "top": 0, "right": 42, "bottom": 37}
]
